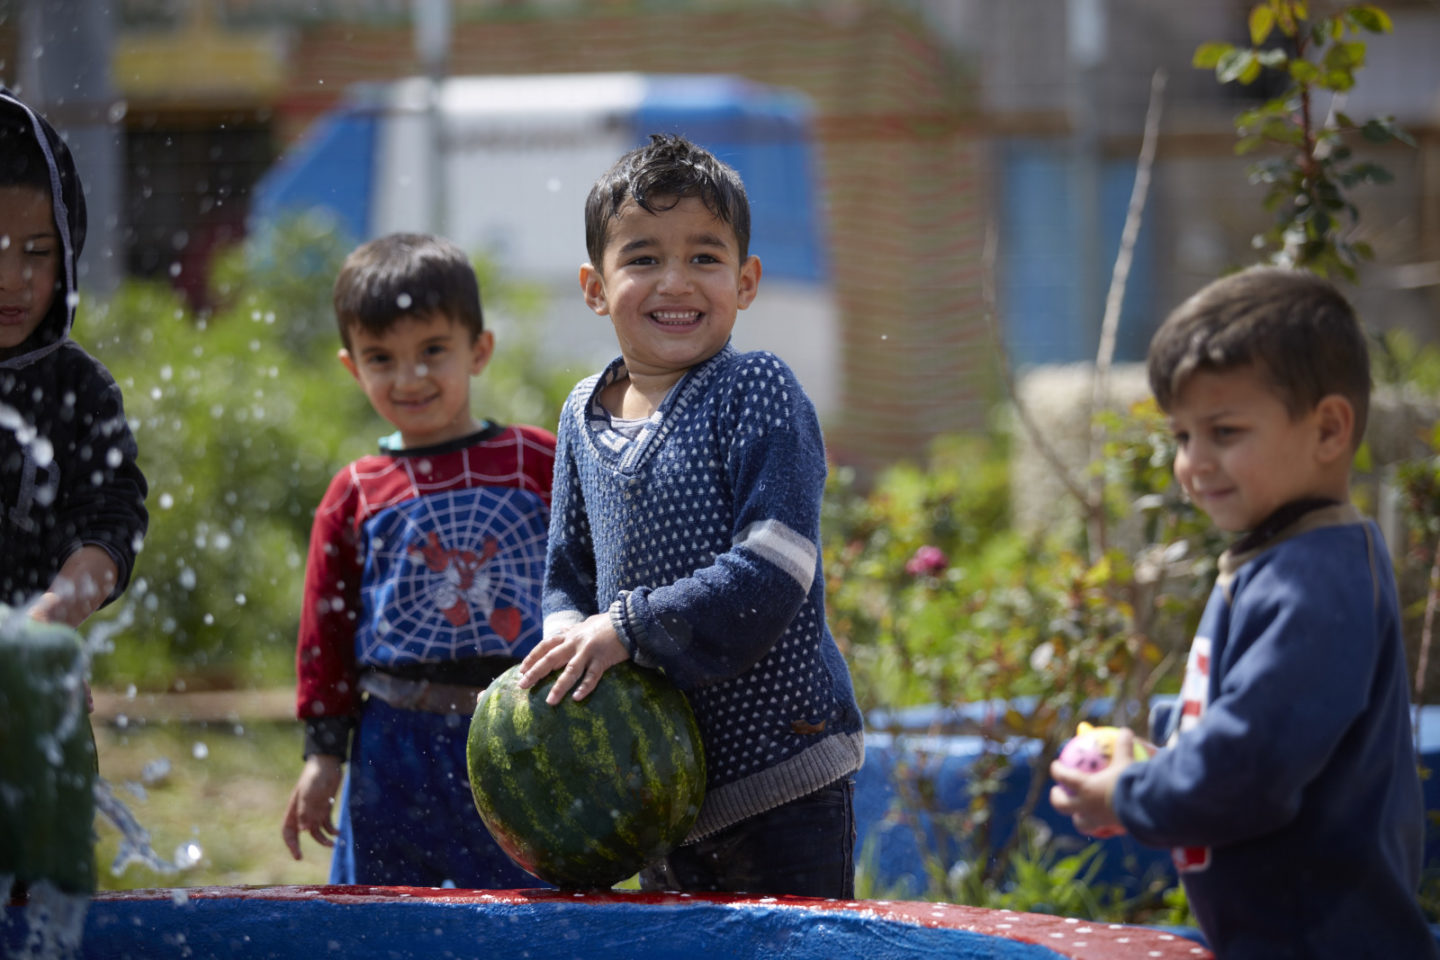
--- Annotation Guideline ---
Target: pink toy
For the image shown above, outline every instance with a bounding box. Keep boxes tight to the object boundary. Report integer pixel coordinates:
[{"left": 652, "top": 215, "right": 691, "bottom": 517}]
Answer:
[{"left": 1055, "top": 722, "right": 1151, "bottom": 792}]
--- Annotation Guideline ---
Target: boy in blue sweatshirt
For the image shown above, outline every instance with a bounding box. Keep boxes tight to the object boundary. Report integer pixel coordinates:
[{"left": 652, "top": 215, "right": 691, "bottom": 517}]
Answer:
[
  {"left": 1050, "top": 267, "right": 1437, "bottom": 959},
  {"left": 518, "top": 133, "right": 865, "bottom": 897}
]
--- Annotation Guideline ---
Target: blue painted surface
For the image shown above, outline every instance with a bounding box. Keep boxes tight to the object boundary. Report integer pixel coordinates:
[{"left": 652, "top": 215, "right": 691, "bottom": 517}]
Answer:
[
  {"left": 2, "top": 891, "right": 1092, "bottom": 960},
  {"left": 248, "top": 107, "right": 375, "bottom": 245},
  {"left": 999, "top": 138, "right": 1157, "bottom": 367}
]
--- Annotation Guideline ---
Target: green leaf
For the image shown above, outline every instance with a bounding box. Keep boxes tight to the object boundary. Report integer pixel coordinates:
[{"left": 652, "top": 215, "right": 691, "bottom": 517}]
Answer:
[
  {"left": 1359, "top": 118, "right": 1387, "bottom": 142},
  {"left": 1217, "top": 48, "right": 1257, "bottom": 84},
  {"left": 1323, "top": 69, "right": 1357, "bottom": 91},
  {"left": 1256, "top": 47, "right": 1289, "bottom": 68},
  {"left": 1262, "top": 117, "right": 1305, "bottom": 144},
  {"left": 1250, "top": 4, "right": 1276, "bottom": 45},
  {"left": 1288, "top": 58, "right": 1320, "bottom": 84},
  {"left": 1276, "top": 1, "right": 1299, "bottom": 35},
  {"left": 1344, "top": 162, "right": 1394, "bottom": 185},
  {"left": 1235, "top": 135, "right": 1266, "bottom": 155},
  {"left": 1324, "top": 41, "right": 1367, "bottom": 71},
  {"left": 1358, "top": 117, "right": 1412, "bottom": 143},
  {"left": 1348, "top": 5, "right": 1392, "bottom": 33},
  {"left": 1192, "top": 41, "right": 1234, "bottom": 69}
]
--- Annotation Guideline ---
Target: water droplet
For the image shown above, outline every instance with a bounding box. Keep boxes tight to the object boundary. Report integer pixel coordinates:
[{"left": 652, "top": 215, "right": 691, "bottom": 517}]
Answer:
[{"left": 174, "top": 842, "right": 202, "bottom": 869}]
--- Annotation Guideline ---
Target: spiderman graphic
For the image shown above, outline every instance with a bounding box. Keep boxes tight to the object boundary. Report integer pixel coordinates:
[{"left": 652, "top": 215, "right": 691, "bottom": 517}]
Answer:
[{"left": 408, "top": 530, "right": 522, "bottom": 641}]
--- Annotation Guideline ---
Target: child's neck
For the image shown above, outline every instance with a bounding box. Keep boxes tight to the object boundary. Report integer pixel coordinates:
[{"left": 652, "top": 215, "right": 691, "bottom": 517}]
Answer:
[{"left": 606, "top": 369, "right": 683, "bottom": 420}]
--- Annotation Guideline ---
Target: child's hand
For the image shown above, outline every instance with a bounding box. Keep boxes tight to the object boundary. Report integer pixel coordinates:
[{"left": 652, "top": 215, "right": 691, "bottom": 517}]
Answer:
[
  {"left": 30, "top": 546, "right": 118, "bottom": 630},
  {"left": 518, "top": 613, "right": 630, "bottom": 706},
  {"left": 281, "top": 754, "right": 344, "bottom": 860},
  {"left": 1049, "top": 727, "right": 1137, "bottom": 838}
]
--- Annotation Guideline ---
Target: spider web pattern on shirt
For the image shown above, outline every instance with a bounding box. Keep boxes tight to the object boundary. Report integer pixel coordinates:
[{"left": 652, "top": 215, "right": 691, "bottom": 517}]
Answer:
[
  {"left": 343, "top": 436, "right": 552, "bottom": 665},
  {"left": 356, "top": 486, "right": 548, "bottom": 663}
]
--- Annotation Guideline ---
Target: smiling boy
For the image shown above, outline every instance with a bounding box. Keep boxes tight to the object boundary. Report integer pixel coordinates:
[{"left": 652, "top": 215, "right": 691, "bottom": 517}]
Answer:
[
  {"left": 281, "top": 233, "right": 556, "bottom": 888},
  {"left": 520, "top": 134, "right": 864, "bottom": 897},
  {"left": 1050, "top": 267, "right": 1437, "bottom": 959}
]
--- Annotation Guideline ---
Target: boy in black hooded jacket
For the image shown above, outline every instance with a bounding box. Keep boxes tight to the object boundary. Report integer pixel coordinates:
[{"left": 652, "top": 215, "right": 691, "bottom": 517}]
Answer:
[{"left": 0, "top": 87, "right": 147, "bottom": 628}]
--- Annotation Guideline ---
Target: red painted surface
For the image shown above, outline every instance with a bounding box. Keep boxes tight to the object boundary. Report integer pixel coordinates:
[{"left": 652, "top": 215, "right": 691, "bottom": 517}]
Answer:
[{"left": 94, "top": 885, "right": 1213, "bottom": 960}]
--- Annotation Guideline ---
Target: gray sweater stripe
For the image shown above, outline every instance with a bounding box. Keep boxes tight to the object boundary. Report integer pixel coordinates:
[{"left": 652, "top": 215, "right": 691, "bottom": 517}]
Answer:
[{"left": 686, "top": 730, "right": 866, "bottom": 841}]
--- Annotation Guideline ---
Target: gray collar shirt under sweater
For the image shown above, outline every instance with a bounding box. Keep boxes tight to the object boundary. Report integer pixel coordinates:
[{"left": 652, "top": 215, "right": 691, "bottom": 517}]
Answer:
[{"left": 543, "top": 343, "right": 864, "bottom": 841}]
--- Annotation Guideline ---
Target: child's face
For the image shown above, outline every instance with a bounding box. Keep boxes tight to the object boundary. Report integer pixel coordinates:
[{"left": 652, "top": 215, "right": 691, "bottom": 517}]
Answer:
[
  {"left": 580, "top": 194, "right": 760, "bottom": 387},
  {"left": 338, "top": 312, "right": 493, "bottom": 449},
  {"left": 1167, "top": 365, "right": 1338, "bottom": 533},
  {"left": 0, "top": 186, "right": 60, "bottom": 355}
]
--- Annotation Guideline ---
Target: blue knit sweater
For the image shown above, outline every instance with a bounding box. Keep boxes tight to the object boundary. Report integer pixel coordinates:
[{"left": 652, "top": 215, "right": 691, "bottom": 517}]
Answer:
[{"left": 543, "top": 343, "right": 865, "bottom": 840}]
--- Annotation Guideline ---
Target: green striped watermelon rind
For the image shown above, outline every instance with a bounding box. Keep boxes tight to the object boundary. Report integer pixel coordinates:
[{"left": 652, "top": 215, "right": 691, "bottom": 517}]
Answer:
[
  {"left": 466, "top": 661, "right": 706, "bottom": 889},
  {"left": 0, "top": 604, "right": 97, "bottom": 895}
]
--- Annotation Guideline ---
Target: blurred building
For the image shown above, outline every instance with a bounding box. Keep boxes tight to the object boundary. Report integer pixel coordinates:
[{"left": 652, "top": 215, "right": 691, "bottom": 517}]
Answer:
[{"left": 0, "top": 0, "right": 1435, "bottom": 473}]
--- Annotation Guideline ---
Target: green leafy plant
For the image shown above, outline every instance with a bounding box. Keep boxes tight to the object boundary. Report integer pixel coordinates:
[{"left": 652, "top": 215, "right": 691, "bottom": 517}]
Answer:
[
  {"left": 1193, "top": 1, "right": 1413, "bottom": 280},
  {"left": 826, "top": 409, "right": 1216, "bottom": 921}
]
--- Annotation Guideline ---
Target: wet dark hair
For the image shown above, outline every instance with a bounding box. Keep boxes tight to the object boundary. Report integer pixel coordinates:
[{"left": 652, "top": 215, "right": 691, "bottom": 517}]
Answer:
[
  {"left": 584, "top": 133, "right": 751, "bottom": 268},
  {"left": 332, "top": 233, "right": 483, "bottom": 349},
  {"left": 1147, "top": 266, "right": 1371, "bottom": 446}
]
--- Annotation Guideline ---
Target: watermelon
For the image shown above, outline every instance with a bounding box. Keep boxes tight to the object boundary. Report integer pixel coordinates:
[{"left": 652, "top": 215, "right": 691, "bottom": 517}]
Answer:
[
  {"left": 0, "top": 604, "right": 97, "bottom": 895},
  {"left": 466, "top": 661, "right": 705, "bottom": 889}
]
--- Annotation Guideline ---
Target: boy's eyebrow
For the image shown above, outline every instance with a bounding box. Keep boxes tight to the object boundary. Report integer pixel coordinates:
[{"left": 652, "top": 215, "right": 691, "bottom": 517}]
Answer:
[
  {"left": 614, "top": 231, "right": 731, "bottom": 256},
  {"left": 357, "top": 332, "right": 455, "bottom": 355}
]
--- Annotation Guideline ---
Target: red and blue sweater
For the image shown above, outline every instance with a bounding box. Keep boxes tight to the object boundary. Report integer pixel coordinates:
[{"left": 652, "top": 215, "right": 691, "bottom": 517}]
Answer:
[{"left": 295, "top": 422, "right": 555, "bottom": 757}]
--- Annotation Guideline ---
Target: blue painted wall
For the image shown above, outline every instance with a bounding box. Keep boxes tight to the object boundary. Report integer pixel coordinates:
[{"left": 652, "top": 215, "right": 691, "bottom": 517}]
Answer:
[{"left": 1000, "top": 139, "right": 1157, "bottom": 368}]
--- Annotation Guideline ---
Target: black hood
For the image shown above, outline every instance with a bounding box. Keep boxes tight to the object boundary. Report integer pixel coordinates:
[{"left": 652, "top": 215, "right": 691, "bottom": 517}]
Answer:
[{"left": 0, "top": 86, "right": 87, "bottom": 369}]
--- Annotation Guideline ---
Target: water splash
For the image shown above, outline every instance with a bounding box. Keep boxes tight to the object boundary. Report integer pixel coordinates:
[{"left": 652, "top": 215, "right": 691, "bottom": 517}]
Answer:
[
  {"left": 3, "top": 878, "right": 88, "bottom": 960},
  {"left": 92, "top": 779, "right": 201, "bottom": 878}
]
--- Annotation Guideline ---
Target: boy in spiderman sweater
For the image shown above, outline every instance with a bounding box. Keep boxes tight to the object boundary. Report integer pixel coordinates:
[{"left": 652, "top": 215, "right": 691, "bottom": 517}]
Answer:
[{"left": 281, "top": 233, "right": 555, "bottom": 887}]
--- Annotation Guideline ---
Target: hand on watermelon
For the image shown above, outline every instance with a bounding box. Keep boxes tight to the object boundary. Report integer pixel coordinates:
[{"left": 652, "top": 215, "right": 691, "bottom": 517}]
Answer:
[{"left": 518, "top": 611, "right": 630, "bottom": 706}]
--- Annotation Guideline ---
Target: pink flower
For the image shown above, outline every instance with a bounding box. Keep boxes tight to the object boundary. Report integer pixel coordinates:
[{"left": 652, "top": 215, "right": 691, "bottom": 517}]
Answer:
[{"left": 905, "top": 545, "right": 948, "bottom": 576}]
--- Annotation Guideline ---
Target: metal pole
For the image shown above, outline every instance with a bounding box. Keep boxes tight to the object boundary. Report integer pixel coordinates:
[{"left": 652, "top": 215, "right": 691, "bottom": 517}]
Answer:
[
  {"left": 19, "top": 0, "right": 123, "bottom": 299},
  {"left": 414, "top": 0, "right": 452, "bottom": 237}
]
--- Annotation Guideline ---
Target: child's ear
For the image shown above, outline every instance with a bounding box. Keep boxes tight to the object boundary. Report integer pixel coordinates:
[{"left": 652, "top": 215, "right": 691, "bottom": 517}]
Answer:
[
  {"left": 736, "top": 255, "right": 762, "bottom": 311},
  {"left": 338, "top": 348, "right": 360, "bottom": 381},
  {"left": 579, "top": 263, "right": 609, "bottom": 317},
  {"left": 469, "top": 329, "right": 495, "bottom": 375},
  {"left": 1313, "top": 394, "right": 1356, "bottom": 462}
]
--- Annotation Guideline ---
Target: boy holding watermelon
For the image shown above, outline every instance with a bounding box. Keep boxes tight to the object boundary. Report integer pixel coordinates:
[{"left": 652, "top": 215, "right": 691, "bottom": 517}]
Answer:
[
  {"left": 519, "top": 134, "right": 865, "bottom": 898},
  {"left": 281, "top": 232, "right": 557, "bottom": 888}
]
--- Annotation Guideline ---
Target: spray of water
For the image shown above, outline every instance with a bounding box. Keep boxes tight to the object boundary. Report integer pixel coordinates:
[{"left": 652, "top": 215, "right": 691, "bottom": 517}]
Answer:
[{"left": 3, "top": 877, "right": 88, "bottom": 960}]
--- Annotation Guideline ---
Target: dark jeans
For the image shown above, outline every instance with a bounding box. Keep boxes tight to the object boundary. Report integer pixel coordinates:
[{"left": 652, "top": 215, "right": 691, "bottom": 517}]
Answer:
[{"left": 639, "top": 778, "right": 856, "bottom": 898}]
